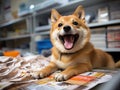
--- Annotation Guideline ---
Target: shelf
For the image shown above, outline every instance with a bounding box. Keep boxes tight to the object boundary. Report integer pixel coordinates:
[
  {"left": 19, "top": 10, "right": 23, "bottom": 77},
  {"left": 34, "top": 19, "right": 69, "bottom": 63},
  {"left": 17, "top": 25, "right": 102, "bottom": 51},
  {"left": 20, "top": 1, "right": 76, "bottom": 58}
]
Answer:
[
  {"left": 35, "top": 25, "right": 51, "bottom": 32},
  {"left": 56, "top": 0, "right": 104, "bottom": 12},
  {"left": 101, "top": 48, "right": 120, "bottom": 52},
  {"left": 35, "top": 0, "right": 106, "bottom": 15},
  {"left": 34, "top": 0, "right": 60, "bottom": 12},
  {"left": 18, "top": 10, "right": 32, "bottom": 17},
  {"left": 0, "top": 34, "right": 31, "bottom": 41},
  {"left": 88, "top": 20, "right": 120, "bottom": 28},
  {"left": 19, "top": 0, "right": 61, "bottom": 16},
  {"left": 33, "top": 31, "right": 50, "bottom": 35},
  {"left": 107, "top": 40, "right": 120, "bottom": 42},
  {"left": 0, "top": 18, "right": 26, "bottom": 28},
  {"left": 34, "top": 20, "right": 120, "bottom": 33}
]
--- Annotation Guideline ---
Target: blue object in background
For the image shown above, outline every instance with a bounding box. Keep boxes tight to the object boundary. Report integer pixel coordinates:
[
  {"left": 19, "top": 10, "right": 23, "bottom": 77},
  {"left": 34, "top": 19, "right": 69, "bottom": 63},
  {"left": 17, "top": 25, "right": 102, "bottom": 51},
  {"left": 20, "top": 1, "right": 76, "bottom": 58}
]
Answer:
[{"left": 36, "top": 39, "right": 52, "bottom": 54}]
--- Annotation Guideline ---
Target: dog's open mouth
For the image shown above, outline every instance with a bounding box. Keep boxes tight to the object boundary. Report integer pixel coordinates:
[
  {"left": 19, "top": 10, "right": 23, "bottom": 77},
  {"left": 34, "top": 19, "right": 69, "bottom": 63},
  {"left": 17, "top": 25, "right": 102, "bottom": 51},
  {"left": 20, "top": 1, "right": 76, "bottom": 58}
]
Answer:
[{"left": 59, "top": 34, "right": 79, "bottom": 50}]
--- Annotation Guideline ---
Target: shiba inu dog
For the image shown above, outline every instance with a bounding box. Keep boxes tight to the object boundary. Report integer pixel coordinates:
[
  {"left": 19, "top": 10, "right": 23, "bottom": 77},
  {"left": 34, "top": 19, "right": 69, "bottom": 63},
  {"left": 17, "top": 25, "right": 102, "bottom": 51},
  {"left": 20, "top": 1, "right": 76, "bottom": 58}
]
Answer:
[{"left": 32, "top": 6, "right": 119, "bottom": 81}]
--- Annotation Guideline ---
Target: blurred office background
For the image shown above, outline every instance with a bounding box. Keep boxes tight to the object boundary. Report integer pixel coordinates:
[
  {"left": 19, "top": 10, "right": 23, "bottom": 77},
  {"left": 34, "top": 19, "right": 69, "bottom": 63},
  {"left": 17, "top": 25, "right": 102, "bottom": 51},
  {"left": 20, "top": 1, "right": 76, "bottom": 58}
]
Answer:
[{"left": 0, "top": 0, "right": 120, "bottom": 61}]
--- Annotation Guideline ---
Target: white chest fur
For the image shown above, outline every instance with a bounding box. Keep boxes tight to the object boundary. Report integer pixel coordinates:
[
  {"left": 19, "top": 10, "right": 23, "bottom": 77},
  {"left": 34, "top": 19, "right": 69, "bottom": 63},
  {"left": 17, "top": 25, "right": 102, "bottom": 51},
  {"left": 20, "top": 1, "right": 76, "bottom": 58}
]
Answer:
[
  {"left": 51, "top": 55, "right": 72, "bottom": 69},
  {"left": 51, "top": 54, "right": 90, "bottom": 69}
]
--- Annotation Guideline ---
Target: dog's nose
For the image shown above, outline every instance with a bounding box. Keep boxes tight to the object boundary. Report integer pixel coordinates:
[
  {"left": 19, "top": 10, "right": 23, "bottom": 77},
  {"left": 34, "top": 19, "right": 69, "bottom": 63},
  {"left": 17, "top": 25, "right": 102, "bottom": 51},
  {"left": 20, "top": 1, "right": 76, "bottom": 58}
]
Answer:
[{"left": 63, "top": 26, "right": 71, "bottom": 33}]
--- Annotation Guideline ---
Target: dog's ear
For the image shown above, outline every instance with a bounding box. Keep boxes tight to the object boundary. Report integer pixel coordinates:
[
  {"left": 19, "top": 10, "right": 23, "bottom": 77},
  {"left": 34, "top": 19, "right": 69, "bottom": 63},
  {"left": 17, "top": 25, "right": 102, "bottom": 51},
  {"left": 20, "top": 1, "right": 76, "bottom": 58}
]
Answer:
[
  {"left": 51, "top": 9, "right": 61, "bottom": 23},
  {"left": 73, "top": 6, "right": 85, "bottom": 21}
]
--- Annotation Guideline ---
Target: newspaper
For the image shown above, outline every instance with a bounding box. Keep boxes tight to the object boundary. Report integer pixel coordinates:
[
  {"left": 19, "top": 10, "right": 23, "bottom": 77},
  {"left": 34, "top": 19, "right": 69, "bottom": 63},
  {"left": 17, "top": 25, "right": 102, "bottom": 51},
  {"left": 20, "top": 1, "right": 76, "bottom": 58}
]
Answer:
[
  {"left": 20, "top": 69, "right": 119, "bottom": 90},
  {"left": 0, "top": 55, "right": 50, "bottom": 90}
]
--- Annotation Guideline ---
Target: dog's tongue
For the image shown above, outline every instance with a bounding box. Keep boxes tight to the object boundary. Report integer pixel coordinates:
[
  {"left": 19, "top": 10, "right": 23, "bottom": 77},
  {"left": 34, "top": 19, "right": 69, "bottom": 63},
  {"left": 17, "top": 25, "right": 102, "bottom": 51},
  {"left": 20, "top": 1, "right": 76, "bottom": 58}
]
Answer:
[{"left": 64, "top": 36, "right": 74, "bottom": 49}]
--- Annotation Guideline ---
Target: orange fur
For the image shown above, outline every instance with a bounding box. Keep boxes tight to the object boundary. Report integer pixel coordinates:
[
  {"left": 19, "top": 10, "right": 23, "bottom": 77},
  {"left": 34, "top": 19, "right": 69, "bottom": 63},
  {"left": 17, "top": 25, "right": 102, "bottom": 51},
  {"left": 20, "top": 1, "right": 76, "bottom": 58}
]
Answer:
[
  {"left": 115, "top": 60, "right": 120, "bottom": 68},
  {"left": 32, "top": 6, "right": 119, "bottom": 81}
]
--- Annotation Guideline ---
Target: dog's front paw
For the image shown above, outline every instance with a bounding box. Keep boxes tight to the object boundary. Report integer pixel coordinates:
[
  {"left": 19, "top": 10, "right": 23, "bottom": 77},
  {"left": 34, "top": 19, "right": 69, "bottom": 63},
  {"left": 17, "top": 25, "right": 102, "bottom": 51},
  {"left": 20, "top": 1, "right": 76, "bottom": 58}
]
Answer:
[
  {"left": 54, "top": 73, "right": 69, "bottom": 81},
  {"left": 30, "top": 71, "right": 39, "bottom": 79},
  {"left": 31, "top": 70, "right": 50, "bottom": 79}
]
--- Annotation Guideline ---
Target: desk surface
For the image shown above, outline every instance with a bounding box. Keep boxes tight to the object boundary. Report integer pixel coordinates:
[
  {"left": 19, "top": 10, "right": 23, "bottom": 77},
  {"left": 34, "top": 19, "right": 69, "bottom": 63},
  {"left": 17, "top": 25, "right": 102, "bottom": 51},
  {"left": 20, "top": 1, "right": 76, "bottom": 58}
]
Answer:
[{"left": 2, "top": 69, "right": 120, "bottom": 90}]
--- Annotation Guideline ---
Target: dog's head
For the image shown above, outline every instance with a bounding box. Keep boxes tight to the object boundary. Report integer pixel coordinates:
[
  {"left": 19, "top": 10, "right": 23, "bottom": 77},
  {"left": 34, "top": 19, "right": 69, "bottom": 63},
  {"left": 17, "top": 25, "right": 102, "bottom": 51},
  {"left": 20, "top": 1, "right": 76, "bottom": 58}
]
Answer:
[{"left": 50, "top": 6, "right": 91, "bottom": 53}]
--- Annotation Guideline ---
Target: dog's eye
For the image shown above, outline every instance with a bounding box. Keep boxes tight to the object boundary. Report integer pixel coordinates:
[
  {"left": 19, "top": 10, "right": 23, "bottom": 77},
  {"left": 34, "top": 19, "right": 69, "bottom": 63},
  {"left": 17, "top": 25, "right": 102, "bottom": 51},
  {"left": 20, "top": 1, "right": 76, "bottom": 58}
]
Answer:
[
  {"left": 73, "top": 21, "right": 78, "bottom": 25},
  {"left": 58, "top": 23, "right": 63, "bottom": 27}
]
